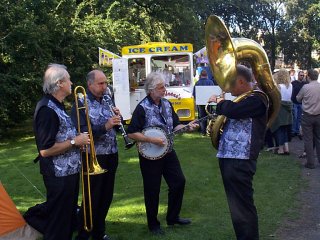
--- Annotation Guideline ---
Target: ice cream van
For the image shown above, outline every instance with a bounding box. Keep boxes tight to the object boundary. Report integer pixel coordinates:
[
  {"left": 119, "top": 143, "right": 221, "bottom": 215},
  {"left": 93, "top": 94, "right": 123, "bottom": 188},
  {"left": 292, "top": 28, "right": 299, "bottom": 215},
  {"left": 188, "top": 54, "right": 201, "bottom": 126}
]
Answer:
[{"left": 112, "top": 42, "right": 196, "bottom": 122}]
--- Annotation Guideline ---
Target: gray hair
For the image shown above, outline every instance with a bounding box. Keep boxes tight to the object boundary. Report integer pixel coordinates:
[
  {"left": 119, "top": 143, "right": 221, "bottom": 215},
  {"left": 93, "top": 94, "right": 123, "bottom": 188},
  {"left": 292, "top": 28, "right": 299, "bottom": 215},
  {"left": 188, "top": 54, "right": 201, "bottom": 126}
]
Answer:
[
  {"left": 144, "top": 72, "right": 166, "bottom": 94},
  {"left": 236, "top": 64, "right": 253, "bottom": 83},
  {"left": 43, "top": 63, "right": 69, "bottom": 94},
  {"left": 86, "top": 70, "right": 97, "bottom": 84}
]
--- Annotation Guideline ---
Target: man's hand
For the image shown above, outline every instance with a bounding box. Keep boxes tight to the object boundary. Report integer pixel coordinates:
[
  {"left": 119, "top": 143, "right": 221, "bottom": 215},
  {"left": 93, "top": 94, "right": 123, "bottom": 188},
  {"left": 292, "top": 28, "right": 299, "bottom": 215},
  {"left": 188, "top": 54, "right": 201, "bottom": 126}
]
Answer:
[
  {"left": 208, "top": 94, "right": 224, "bottom": 103},
  {"left": 74, "top": 133, "right": 90, "bottom": 146},
  {"left": 150, "top": 137, "right": 166, "bottom": 146},
  {"left": 112, "top": 107, "right": 121, "bottom": 116},
  {"left": 105, "top": 115, "right": 121, "bottom": 130},
  {"left": 188, "top": 121, "right": 199, "bottom": 132}
]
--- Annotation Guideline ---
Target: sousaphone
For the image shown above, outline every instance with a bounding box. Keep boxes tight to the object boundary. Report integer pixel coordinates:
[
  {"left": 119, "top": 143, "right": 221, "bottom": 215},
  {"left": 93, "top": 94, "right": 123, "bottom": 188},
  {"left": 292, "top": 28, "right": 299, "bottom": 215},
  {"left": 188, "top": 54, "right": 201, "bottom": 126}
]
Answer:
[{"left": 205, "top": 15, "right": 281, "bottom": 149}]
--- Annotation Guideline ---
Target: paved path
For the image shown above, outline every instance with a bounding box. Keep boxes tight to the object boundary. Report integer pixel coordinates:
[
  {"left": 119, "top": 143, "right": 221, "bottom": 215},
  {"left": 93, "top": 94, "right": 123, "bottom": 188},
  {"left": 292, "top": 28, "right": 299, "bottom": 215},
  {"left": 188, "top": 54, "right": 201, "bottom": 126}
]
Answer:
[{"left": 275, "top": 137, "right": 320, "bottom": 240}]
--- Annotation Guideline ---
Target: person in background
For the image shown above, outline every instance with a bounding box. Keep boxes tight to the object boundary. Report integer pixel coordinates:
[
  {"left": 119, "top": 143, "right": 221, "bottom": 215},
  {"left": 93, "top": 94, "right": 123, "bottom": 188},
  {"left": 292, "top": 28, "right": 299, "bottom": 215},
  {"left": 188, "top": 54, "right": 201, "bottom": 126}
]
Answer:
[
  {"left": 291, "top": 70, "right": 306, "bottom": 138},
  {"left": 193, "top": 69, "right": 214, "bottom": 136},
  {"left": 72, "top": 70, "right": 121, "bottom": 240},
  {"left": 289, "top": 69, "right": 296, "bottom": 82},
  {"left": 208, "top": 65, "right": 268, "bottom": 240},
  {"left": 296, "top": 69, "right": 320, "bottom": 169},
  {"left": 24, "top": 64, "right": 90, "bottom": 240},
  {"left": 270, "top": 69, "right": 293, "bottom": 155}
]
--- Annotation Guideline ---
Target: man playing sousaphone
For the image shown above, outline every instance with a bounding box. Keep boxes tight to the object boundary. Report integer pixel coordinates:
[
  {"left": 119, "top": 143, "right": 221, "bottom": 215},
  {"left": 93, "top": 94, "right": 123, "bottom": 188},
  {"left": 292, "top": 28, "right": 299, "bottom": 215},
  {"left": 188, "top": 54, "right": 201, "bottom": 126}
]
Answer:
[
  {"left": 208, "top": 64, "right": 268, "bottom": 240},
  {"left": 127, "top": 72, "right": 198, "bottom": 236}
]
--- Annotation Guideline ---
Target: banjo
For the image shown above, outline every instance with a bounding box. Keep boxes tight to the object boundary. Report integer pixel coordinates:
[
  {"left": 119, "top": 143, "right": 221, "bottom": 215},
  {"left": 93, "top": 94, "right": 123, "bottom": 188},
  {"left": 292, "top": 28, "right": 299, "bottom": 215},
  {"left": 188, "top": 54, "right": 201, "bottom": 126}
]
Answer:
[{"left": 137, "top": 116, "right": 210, "bottom": 160}]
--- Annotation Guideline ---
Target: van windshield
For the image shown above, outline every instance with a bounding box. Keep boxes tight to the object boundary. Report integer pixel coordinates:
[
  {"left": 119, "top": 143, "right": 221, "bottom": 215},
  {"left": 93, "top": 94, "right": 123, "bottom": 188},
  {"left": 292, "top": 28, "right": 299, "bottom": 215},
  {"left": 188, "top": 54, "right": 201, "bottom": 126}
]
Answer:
[{"left": 151, "top": 54, "right": 191, "bottom": 87}]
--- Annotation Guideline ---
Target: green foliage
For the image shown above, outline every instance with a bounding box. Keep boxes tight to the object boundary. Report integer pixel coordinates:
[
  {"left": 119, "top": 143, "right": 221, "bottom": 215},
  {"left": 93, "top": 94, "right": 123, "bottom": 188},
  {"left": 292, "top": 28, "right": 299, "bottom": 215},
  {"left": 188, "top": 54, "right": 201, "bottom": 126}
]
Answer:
[
  {"left": 283, "top": 0, "right": 320, "bottom": 68},
  {"left": 0, "top": 131, "right": 302, "bottom": 239},
  {"left": 1, "top": 0, "right": 319, "bottom": 134}
]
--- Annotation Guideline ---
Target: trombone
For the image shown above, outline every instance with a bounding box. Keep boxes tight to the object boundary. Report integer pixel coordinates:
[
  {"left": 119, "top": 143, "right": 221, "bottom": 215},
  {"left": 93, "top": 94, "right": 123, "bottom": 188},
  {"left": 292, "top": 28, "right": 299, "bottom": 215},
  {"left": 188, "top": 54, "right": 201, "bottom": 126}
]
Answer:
[{"left": 74, "top": 85, "right": 107, "bottom": 232}]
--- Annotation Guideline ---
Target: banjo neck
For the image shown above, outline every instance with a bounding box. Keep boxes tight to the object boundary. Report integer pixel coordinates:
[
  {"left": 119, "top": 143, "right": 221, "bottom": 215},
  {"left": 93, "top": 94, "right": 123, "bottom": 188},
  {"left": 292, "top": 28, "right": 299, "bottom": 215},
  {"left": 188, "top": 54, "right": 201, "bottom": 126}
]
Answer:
[{"left": 169, "top": 115, "right": 210, "bottom": 137}]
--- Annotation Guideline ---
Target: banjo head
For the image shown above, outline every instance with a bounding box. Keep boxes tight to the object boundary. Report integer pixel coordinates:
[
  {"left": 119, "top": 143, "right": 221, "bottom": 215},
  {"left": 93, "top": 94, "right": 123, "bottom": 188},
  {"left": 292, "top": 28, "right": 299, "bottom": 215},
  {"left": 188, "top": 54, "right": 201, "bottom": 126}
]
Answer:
[{"left": 137, "top": 127, "right": 170, "bottom": 160}]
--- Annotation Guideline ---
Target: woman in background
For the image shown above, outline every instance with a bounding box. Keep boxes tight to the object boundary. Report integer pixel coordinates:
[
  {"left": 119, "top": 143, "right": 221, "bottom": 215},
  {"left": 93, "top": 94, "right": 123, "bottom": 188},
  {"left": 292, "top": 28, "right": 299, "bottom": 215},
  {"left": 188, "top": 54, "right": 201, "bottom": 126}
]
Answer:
[{"left": 270, "top": 69, "right": 293, "bottom": 155}]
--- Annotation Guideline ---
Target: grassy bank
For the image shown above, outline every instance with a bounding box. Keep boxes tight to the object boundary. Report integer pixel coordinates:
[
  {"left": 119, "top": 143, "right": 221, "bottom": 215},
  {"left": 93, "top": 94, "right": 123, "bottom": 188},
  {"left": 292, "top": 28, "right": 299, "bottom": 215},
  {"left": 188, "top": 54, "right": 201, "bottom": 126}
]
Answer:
[{"left": 0, "top": 130, "right": 301, "bottom": 240}]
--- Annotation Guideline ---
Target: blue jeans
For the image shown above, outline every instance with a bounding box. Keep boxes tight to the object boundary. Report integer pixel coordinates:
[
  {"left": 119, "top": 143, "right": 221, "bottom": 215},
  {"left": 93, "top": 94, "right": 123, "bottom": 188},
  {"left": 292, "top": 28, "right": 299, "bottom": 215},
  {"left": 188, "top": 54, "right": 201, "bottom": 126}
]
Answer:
[{"left": 292, "top": 103, "right": 302, "bottom": 134}]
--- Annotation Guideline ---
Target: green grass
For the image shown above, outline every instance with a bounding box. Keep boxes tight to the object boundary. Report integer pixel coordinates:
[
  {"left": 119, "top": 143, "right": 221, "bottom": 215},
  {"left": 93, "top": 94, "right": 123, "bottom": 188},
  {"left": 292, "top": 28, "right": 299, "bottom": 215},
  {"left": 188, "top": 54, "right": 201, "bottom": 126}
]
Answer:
[{"left": 0, "top": 128, "right": 302, "bottom": 240}]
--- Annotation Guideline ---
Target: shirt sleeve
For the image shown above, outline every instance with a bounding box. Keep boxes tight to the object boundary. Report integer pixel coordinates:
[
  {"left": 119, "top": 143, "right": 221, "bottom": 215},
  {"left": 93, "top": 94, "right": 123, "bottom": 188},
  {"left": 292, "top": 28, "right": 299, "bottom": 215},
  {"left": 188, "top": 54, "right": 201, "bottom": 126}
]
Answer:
[
  {"left": 127, "top": 105, "right": 146, "bottom": 133},
  {"left": 216, "top": 94, "right": 267, "bottom": 119},
  {"left": 35, "top": 106, "right": 60, "bottom": 150}
]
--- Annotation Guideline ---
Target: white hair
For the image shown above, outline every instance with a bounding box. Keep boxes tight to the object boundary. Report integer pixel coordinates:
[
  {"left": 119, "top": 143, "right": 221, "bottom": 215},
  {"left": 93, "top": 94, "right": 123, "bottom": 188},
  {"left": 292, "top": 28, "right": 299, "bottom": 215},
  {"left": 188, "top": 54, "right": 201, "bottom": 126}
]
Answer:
[
  {"left": 43, "top": 63, "right": 69, "bottom": 94},
  {"left": 144, "top": 72, "right": 166, "bottom": 94}
]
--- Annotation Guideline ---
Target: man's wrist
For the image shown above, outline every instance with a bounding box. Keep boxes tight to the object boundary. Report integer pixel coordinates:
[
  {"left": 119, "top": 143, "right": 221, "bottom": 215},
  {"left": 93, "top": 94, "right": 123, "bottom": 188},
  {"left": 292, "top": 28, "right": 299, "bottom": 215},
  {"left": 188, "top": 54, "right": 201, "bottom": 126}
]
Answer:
[{"left": 70, "top": 138, "right": 76, "bottom": 147}]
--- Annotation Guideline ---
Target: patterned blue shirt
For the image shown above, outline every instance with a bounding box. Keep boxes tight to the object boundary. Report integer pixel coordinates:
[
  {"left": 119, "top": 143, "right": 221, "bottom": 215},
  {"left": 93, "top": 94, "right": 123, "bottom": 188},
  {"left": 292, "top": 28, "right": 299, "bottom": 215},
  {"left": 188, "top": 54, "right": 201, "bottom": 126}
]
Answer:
[
  {"left": 71, "top": 91, "right": 118, "bottom": 155},
  {"left": 34, "top": 95, "right": 80, "bottom": 177}
]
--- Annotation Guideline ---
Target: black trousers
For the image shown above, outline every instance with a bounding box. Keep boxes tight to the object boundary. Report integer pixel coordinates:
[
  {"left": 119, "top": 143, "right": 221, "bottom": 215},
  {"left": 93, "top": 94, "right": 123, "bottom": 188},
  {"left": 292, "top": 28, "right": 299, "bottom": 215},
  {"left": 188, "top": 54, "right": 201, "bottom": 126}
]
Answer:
[
  {"left": 197, "top": 105, "right": 208, "bottom": 135},
  {"left": 139, "top": 150, "right": 186, "bottom": 230},
  {"left": 219, "top": 158, "right": 259, "bottom": 240},
  {"left": 24, "top": 173, "right": 79, "bottom": 240},
  {"left": 77, "top": 152, "right": 118, "bottom": 240}
]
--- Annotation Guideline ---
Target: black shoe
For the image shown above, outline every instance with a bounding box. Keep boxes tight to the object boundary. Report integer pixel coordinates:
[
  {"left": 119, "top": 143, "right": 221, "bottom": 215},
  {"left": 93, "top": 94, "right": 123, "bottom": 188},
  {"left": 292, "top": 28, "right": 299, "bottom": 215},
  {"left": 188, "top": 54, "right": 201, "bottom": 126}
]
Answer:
[
  {"left": 304, "top": 163, "right": 315, "bottom": 169},
  {"left": 167, "top": 218, "right": 192, "bottom": 226},
  {"left": 150, "top": 227, "right": 165, "bottom": 236},
  {"left": 92, "top": 234, "right": 111, "bottom": 240},
  {"left": 299, "top": 153, "right": 306, "bottom": 158}
]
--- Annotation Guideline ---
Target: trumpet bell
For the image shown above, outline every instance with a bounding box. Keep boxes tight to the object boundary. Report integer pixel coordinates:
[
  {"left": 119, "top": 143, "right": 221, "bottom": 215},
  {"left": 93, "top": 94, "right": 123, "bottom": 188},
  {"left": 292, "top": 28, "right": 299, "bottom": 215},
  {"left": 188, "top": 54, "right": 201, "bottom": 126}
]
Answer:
[
  {"left": 205, "top": 15, "right": 237, "bottom": 92},
  {"left": 205, "top": 15, "right": 281, "bottom": 149}
]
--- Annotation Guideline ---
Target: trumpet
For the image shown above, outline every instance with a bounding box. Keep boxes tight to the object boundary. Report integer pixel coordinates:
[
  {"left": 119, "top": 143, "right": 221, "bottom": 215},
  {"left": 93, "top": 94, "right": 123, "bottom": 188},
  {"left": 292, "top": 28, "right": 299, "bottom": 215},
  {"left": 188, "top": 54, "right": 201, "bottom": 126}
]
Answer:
[
  {"left": 103, "top": 93, "right": 135, "bottom": 150},
  {"left": 74, "top": 86, "right": 107, "bottom": 232}
]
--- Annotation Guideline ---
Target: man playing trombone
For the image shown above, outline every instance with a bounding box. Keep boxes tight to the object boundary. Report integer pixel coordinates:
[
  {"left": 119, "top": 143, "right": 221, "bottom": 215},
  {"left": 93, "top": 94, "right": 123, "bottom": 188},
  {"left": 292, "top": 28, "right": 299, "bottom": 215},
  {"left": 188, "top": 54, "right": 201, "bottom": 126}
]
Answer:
[
  {"left": 72, "top": 70, "right": 121, "bottom": 240},
  {"left": 25, "top": 64, "right": 90, "bottom": 240}
]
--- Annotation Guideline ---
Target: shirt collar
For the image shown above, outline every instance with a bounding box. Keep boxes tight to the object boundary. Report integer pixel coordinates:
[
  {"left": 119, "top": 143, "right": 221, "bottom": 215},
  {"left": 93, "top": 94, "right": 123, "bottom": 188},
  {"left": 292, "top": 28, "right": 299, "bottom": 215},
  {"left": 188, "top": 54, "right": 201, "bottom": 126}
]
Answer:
[
  {"left": 47, "top": 94, "right": 65, "bottom": 109},
  {"left": 86, "top": 89, "right": 102, "bottom": 102},
  {"left": 147, "top": 94, "right": 162, "bottom": 106},
  {"left": 309, "top": 80, "right": 319, "bottom": 84}
]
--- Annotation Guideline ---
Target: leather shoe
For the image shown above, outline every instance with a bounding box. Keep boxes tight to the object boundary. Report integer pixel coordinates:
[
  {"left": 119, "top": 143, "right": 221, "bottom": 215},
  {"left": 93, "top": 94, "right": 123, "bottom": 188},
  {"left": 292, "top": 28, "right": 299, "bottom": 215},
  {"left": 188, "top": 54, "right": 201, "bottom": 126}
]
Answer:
[
  {"left": 304, "top": 163, "right": 315, "bottom": 169},
  {"left": 150, "top": 227, "right": 165, "bottom": 236},
  {"left": 167, "top": 218, "right": 192, "bottom": 226},
  {"left": 93, "top": 234, "right": 111, "bottom": 240}
]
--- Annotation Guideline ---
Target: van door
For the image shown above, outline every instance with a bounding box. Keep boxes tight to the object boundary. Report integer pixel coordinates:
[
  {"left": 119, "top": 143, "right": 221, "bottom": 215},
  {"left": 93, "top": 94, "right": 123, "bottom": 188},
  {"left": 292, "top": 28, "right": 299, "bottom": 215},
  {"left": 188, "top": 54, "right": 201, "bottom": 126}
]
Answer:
[{"left": 112, "top": 58, "right": 131, "bottom": 120}]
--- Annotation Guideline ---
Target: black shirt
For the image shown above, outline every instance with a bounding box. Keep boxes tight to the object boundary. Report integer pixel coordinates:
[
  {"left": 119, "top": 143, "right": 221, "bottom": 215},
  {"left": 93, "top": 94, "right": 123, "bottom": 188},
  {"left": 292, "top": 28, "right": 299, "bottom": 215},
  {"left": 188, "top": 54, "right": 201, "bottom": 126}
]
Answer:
[
  {"left": 127, "top": 95, "right": 180, "bottom": 134},
  {"left": 216, "top": 94, "right": 267, "bottom": 119},
  {"left": 34, "top": 95, "right": 62, "bottom": 151},
  {"left": 291, "top": 80, "right": 307, "bottom": 104}
]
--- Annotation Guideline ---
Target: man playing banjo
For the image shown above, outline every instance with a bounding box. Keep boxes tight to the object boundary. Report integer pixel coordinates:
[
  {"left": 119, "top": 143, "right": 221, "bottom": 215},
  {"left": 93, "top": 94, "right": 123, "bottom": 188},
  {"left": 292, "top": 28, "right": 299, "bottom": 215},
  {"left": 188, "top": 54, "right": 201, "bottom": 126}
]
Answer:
[{"left": 127, "top": 72, "right": 197, "bottom": 236}]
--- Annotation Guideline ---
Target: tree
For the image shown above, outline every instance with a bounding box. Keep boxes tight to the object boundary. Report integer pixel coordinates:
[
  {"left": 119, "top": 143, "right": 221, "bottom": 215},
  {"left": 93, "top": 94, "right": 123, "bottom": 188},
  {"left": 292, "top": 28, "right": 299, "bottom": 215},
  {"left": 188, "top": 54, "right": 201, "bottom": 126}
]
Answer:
[{"left": 285, "top": 0, "right": 320, "bottom": 69}]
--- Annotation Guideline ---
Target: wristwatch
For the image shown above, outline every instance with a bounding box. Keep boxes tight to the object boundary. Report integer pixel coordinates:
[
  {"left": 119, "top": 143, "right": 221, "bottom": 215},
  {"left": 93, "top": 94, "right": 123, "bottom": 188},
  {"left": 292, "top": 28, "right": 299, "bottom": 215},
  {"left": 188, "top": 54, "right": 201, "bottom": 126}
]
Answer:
[{"left": 70, "top": 139, "right": 76, "bottom": 147}]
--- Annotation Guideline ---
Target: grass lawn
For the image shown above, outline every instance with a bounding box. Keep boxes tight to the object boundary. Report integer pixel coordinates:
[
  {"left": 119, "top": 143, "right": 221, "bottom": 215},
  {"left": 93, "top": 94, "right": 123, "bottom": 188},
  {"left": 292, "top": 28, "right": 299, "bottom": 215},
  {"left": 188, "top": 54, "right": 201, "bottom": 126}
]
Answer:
[{"left": 0, "top": 125, "right": 302, "bottom": 240}]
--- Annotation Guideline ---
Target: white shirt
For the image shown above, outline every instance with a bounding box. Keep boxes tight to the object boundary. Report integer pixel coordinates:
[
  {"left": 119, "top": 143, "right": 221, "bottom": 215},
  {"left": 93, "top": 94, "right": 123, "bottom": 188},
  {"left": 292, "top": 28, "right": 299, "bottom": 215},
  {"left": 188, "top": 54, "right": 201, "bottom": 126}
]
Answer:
[{"left": 279, "top": 83, "right": 292, "bottom": 101}]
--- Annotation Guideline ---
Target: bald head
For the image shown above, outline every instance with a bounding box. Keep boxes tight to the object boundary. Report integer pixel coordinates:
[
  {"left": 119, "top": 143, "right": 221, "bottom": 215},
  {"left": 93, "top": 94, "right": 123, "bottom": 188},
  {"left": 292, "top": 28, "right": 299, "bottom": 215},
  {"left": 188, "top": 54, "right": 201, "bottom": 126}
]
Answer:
[
  {"left": 86, "top": 70, "right": 105, "bottom": 84},
  {"left": 87, "top": 69, "right": 108, "bottom": 98}
]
